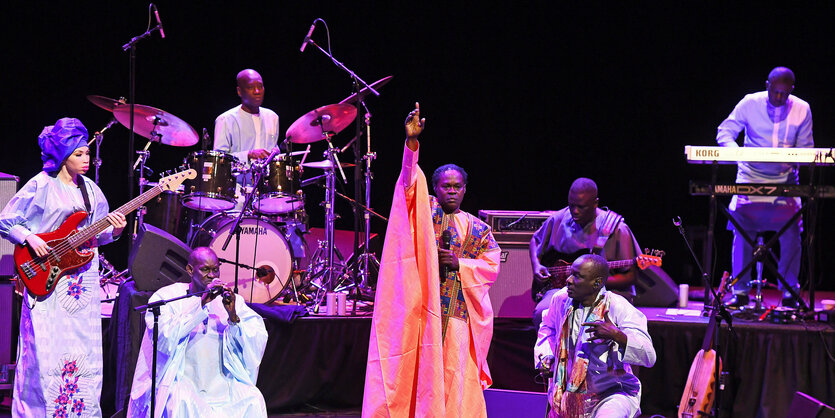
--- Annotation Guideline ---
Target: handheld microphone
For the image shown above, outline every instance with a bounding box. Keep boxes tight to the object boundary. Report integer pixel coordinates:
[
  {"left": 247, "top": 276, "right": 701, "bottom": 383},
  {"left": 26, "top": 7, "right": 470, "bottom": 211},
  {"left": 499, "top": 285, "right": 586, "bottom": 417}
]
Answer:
[
  {"left": 153, "top": 6, "right": 165, "bottom": 39},
  {"left": 440, "top": 230, "right": 452, "bottom": 282},
  {"left": 300, "top": 20, "right": 317, "bottom": 52}
]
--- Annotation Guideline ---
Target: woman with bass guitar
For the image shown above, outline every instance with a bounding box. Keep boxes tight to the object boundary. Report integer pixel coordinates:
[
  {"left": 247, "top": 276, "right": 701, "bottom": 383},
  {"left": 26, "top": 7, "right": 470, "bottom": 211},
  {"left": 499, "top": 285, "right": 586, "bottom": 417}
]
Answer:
[{"left": 0, "top": 118, "right": 126, "bottom": 417}]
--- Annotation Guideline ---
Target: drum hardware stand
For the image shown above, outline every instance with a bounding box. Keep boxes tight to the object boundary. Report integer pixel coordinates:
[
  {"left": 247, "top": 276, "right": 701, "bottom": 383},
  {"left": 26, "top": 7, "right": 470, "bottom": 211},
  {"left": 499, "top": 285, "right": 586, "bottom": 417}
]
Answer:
[
  {"left": 356, "top": 107, "right": 382, "bottom": 301},
  {"left": 122, "top": 3, "right": 165, "bottom": 252},
  {"left": 222, "top": 147, "right": 282, "bottom": 298},
  {"left": 309, "top": 141, "right": 342, "bottom": 313},
  {"left": 87, "top": 118, "right": 118, "bottom": 184},
  {"left": 327, "top": 187, "right": 387, "bottom": 293},
  {"left": 131, "top": 116, "right": 163, "bottom": 239}
]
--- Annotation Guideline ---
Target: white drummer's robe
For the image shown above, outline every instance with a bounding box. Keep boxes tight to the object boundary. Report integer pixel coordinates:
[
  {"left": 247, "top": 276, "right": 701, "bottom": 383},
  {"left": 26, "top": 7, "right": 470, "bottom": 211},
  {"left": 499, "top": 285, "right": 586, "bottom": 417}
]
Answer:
[{"left": 127, "top": 283, "right": 269, "bottom": 418}]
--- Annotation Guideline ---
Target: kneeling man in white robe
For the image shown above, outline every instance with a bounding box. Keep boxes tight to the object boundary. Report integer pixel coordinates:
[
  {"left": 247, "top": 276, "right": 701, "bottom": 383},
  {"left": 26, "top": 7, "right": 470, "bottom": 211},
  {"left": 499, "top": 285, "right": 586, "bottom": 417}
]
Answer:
[{"left": 128, "top": 246, "right": 269, "bottom": 417}]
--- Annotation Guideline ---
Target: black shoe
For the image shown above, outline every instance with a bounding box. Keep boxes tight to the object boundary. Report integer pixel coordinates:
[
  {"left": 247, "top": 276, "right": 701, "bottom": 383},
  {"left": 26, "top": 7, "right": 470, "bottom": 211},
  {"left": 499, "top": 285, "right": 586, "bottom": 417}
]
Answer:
[
  {"left": 725, "top": 294, "right": 750, "bottom": 309},
  {"left": 782, "top": 290, "right": 800, "bottom": 309}
]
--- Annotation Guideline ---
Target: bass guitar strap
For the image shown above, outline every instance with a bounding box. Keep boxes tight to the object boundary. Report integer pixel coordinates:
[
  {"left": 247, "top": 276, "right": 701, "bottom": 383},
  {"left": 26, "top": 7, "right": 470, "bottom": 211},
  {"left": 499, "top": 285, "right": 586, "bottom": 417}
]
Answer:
[
  {"left": 77, "top": 177, "right": 92, "bottom": 214},
  {"left": 592, "top": 208, "right": 623, "bottom": 255}
]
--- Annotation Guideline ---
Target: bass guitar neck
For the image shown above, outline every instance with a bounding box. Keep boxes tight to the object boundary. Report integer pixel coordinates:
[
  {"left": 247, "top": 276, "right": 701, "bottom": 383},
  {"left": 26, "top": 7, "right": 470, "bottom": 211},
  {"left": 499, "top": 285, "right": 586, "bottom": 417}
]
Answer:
[{"left": 13, "top": 169, "right": 196, "bottom": 297}]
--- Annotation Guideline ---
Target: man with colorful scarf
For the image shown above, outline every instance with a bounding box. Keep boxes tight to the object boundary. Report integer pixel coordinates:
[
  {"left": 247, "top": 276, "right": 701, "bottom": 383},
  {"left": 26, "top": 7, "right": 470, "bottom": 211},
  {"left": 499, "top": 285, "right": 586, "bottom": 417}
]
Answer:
[
  {"left": 534, "top": 254, "right": 655, "bottom": 417},
  {"left": 363, "top": 103, "right": 501, "bottom": 417}
]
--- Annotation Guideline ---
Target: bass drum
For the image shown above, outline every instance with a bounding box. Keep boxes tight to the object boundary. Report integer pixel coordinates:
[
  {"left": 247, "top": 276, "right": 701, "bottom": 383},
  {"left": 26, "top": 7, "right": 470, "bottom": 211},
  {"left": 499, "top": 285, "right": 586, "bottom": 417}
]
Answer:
[{"left": 190, "top": 213, "right": 294, "bottom": 304}]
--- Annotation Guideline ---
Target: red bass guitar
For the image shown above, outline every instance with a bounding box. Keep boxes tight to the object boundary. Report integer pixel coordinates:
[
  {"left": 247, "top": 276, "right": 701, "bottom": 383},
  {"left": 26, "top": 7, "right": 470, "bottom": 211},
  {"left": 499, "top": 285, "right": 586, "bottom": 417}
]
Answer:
[{"left": 13, "top": 169, "right": 196, "bottom": 297}]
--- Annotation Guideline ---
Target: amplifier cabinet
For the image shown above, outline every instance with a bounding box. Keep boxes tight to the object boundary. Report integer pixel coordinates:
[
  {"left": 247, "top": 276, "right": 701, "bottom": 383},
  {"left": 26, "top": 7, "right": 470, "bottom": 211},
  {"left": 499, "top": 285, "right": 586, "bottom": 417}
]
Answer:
[{"left": 0, "top": 173, "right": 19, "bottom": 278}]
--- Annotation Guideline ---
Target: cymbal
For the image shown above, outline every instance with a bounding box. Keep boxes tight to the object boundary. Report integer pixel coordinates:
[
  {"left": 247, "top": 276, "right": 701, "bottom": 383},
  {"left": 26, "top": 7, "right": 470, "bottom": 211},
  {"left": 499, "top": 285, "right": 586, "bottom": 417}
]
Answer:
[
  {"left": 87, "top": 95, "right": 126, "bottom": 112},
  {"left": 285, "top": 104, "right": 357, "bottom": 144},
  {"left": 112, "top": 104, "right": 198, "bottom": 147},
  {"left": 302, "top": 160, "right": 356, "bottom": 170},
  {"left": 339, "top": 75, "right": 393, "bottom": 104}
]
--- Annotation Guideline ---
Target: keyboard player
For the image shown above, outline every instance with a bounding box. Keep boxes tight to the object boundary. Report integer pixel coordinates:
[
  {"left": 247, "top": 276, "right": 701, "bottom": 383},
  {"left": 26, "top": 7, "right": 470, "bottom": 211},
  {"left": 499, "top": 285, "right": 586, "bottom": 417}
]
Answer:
[{"left": 716, "top": 66, "right": 814, "bottom": 309}]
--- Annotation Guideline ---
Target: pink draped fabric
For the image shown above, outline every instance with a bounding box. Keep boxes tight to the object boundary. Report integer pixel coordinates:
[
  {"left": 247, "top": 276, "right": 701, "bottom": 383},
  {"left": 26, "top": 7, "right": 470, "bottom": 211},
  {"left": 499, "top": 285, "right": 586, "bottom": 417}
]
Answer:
[{"left": 362, "top": 161, "right": 444, "bottom": 417}]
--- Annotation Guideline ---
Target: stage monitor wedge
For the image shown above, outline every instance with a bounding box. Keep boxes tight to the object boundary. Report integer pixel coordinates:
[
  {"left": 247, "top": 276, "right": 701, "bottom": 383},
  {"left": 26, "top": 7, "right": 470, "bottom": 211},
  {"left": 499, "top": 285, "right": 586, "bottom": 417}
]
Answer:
[{"left": 129, "top": 224, "right": 192, "bottom": 292}]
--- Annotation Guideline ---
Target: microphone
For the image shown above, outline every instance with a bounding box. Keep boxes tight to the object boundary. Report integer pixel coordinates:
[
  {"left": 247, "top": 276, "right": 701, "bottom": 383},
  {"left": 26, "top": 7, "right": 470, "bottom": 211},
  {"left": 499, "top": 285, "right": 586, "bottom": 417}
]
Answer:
[
  {"left": 440, "top": 230, "right": 452, "bottom": 282},
  {"left": 255, "top": 265, "right": 276, "bottom": 284},
  {"left": 153, "top": 6, "right": 165, "bottom": 39},
  {"left": 299, "top": 20, "right": 317, "bottom": 52},
  {"left": 222, "top": 290, "right": 233, "bottom": 305}
]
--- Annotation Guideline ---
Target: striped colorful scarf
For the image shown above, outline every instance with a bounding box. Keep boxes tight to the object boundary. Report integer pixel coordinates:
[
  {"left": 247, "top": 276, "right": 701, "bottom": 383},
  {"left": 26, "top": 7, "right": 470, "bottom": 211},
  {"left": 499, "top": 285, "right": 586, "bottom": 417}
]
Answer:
[{"left": 549, "top": 291, "right": 611, "bottom": 417}]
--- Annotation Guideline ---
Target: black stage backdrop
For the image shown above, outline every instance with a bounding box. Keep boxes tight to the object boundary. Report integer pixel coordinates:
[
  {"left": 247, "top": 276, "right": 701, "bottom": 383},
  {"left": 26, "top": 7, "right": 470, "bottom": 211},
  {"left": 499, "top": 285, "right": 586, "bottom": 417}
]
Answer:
[{"left": 1, "top": 2, "right": 834, "bottom": 291}]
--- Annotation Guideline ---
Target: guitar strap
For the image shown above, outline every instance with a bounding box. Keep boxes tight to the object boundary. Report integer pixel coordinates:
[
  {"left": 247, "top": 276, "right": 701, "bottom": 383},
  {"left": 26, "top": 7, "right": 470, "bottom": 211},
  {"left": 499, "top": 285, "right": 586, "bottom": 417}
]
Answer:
[
  {"left": 77, "top": 177, "right": 92, "bottom": 213},
  {"left": 592, "top": 209, "right": 622, "bottom": 255}
]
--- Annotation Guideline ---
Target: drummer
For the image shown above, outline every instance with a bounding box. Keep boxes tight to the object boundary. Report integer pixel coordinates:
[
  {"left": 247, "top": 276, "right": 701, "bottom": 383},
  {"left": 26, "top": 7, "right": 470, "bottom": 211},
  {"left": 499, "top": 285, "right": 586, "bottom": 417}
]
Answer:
[{"left": 214, "top": 68, "right": 282, "bottom": 192}]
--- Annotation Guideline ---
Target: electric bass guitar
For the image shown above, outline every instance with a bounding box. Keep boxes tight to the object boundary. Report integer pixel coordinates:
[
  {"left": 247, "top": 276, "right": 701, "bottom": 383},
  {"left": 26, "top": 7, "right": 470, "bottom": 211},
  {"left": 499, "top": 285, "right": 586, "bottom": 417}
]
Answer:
[
  {"left": 13, "top": 169, "right": 196, "bottom": 297},
  {"left": 532, "top": 248, "right": 664, "bottom": 301},
  {"left": 678, "top": 271, "right": 730, "bottom": 418}
]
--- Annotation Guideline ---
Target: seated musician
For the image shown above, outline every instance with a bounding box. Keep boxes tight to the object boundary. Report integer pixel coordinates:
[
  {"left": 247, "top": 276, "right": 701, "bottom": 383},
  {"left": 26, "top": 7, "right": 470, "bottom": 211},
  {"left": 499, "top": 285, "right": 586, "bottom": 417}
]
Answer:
[
  {"left": 127, "top": 247, "right": 269, "bottom": 417},
  {"left": 530, "top": 177, "right": 642, "bottom": 327},
  {"left": 716, "top": 67, "right": 813, "bottom": 309},
  {"left": 535, "top": 254, "right": 656, "bottom": 417}
]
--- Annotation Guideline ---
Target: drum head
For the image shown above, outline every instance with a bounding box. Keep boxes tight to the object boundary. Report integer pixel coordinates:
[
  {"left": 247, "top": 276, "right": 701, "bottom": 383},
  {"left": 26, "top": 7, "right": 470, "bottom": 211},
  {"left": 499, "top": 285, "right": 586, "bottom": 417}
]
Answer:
[{"left": 191, "top": 213, "right": 294, "bottom": 304}]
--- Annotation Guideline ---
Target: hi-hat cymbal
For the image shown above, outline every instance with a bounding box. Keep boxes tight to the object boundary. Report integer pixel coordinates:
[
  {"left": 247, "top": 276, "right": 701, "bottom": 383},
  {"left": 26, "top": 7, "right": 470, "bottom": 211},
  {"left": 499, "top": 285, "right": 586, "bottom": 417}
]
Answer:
[
  {"left": 87, "top": 95, "right": 126, "bottom": 112},
  {"left": 302, "top": 160, "right": 356, "bottom": 170},
  {"left": 285, "top": 104, "right": 357, "bottom": 144},
  {"left": 338, "top": 75, "right": 393, "bottom": 104},
  {"left": 112, "top": 104, "right": 198, "bottom": 147}
]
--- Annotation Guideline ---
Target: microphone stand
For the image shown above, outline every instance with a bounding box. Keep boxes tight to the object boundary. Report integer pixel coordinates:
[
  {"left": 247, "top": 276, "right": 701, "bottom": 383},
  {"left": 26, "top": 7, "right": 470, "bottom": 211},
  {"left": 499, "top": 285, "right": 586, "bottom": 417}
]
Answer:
[
  {"left": 673, "top": 216, "right": 735, "bottom": 417},
  {"left": 134, "top": 286, "right": 215, "bottom": 418},
  {"left": 222, "top": 147, "right": 281, "bottom": 298},
  {"left": 306, "top": 30, "right": 384, "bottom": 313},
  {"left": 122, "top": 6, "right": 164, "bottom": 250},
  {"left": 673, "top": 216, "right": 719, "bottom": 315}
]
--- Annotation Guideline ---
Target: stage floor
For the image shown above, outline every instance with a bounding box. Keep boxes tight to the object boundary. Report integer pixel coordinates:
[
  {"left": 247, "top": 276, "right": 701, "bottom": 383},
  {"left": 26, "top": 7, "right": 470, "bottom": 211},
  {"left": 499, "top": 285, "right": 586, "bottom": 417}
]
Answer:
[
  {"left": 4, "top": 287, "right": 833, "bottom": 417},
  {"left": 488, "top": 288, "right": 835, "bottom": 417}
]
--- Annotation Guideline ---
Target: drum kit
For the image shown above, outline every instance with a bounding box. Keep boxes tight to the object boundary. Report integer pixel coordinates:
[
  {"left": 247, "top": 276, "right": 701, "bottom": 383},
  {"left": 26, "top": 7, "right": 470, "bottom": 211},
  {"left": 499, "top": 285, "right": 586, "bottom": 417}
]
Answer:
[{"left": 86, "top": 79, "right": 390, "bottom": 310}]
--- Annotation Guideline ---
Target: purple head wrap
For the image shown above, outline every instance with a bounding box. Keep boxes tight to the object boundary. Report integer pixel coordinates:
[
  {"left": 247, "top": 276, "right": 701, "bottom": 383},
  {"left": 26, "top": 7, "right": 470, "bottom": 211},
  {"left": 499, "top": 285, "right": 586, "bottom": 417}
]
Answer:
[{"left": 38, "top": 118, "right": 89, "bottom": 173}]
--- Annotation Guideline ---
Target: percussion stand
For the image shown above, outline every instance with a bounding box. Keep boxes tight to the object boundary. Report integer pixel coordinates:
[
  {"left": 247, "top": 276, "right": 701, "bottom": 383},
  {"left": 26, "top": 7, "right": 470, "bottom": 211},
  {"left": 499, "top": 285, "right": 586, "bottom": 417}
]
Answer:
[
  {"left": 131, "top": 120, "right": 162, "bottom": 236},
  {"left": 88, "top": 118, "right": 118, "bottom": 185},
  {"left": 356, "top": 106, "right": 381, "bottom": 296},
  {"left": 121, "top": 3, "right": 164, "bottom": 249},
  {"left": 310, "top": 138, "right": 347, "bottom": 312},
  {"left": 222, "top": 147, "right": 282, "bottom": 297}
]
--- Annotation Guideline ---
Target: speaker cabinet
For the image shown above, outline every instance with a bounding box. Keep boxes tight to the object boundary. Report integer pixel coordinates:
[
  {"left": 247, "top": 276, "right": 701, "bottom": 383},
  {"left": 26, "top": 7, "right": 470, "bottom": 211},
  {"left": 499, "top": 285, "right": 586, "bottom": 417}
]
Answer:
[
  {"left": 0, "top": 172, "right": 19, "bottom": 278},
  {"left": 129, "top": 224, "right": 192, "bottom": 292},
  {"left": 491, "top": 243, "right": 536, "bottom": 318},
  {"left": 633, "top": 265, "right": 679, "bottom": 307}
]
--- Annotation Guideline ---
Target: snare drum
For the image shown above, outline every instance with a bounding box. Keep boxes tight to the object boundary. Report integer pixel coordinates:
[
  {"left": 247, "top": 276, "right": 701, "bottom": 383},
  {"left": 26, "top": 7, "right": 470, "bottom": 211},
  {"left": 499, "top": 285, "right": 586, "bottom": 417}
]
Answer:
[
  {"left": 255, "top": 154, "right": 303, "bottom": 215},
  {"left": 190, "top": 213, "right": 295, "bottom": 304},
  {"left": 182, "top": 150, "right": 238, "bottom": 211}
]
